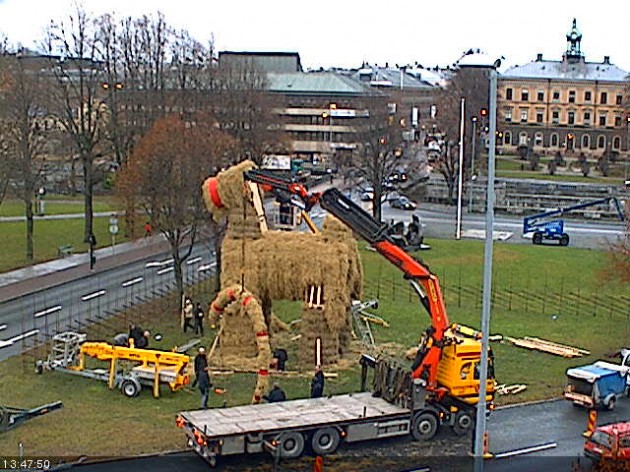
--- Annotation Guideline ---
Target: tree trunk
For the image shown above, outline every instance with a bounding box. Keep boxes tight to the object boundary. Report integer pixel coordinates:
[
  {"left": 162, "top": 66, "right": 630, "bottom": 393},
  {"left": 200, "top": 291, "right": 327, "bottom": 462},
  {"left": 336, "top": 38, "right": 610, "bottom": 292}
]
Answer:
[
  {"left": 447, "top": 182, "right": 456, "bottom": 203},
  {"left": 172, "top": 247, "right": 184, "bottom": 304},
  {"left": 25, "top": 198, "right": 34, "bottom": 261},
  {"left": 83, "top": 157, "right": 94, "bottom": 242}
]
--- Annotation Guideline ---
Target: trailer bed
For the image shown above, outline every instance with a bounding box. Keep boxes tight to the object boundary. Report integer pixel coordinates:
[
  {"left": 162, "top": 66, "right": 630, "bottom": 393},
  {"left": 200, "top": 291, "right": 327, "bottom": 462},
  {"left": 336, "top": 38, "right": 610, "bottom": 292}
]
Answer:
[{"left": 180, "top": 392, "right": 408, "bottom": 437}]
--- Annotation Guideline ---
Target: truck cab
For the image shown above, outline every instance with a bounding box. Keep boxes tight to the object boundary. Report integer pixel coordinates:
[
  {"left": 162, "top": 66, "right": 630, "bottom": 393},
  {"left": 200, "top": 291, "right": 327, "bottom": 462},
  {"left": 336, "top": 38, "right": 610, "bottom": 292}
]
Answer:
[{"left": 584, "top": 421, "right": 630, "bottom": 465}]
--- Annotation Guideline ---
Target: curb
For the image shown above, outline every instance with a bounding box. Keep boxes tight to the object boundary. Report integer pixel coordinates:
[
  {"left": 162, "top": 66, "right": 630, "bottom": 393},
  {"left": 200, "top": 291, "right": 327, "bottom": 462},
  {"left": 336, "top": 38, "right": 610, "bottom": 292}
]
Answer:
[{"left": 495, "top": 396, "right": 563, "bottom": 411}]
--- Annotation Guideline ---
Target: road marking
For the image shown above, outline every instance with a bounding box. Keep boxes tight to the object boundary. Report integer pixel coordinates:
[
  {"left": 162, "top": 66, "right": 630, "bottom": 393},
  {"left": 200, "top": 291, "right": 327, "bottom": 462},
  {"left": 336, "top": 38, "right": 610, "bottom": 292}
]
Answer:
[
  {"left": 0, "top": 329, "right": 40, "bottom": 348},
  {"left": 121, "top": 277, "right": 143, "bottom": 288},
  {"left": 157, "top": 267, "right": 174, "bottom": 275},
  {"left": 186, "top": 257, "right": 202, "bottom": 265},
  {"left": 198, "top": 262, "right": 217, "bottom": 272},
  {"left": 493, "top": 441, "right": 557, "bottom": 459},
  {"left": 81, "top": 289, "right": 107, "bottom": 301},
  {"left": 0, "top": 324, "right": 6, "bottom": 331},
  {"left": 34, "top": 305, "right": 62, "bottom": 318}
]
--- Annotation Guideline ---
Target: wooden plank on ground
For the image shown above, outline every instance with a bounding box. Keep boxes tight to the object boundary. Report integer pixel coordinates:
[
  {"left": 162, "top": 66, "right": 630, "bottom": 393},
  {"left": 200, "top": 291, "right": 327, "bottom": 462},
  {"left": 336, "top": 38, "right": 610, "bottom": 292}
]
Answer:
[
  {"left": 505, "top": 337, "right": 582, "bottom": 358},
  {"left": 523, "top": 337, "right": 590, "bottom": 356}
]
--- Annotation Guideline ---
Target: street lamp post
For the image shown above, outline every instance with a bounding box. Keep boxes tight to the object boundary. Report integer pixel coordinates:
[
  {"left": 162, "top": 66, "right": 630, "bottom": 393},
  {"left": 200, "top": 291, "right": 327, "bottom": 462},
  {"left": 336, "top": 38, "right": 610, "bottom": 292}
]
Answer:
[
  {"left": 473, "top": 64, "right": 499, "bottom": 472},
  {"left": 456, "top": 97, "right": 465, "bottom": 240},
  {"left": 468, "top": 116, "right": 478, "bottom": 213}
]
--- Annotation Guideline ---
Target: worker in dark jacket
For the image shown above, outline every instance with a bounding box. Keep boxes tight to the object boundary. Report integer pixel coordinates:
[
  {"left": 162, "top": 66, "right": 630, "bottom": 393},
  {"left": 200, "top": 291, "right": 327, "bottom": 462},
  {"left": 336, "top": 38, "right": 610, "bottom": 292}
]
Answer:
[
  {"left": 197, "top": 367, "right": 212, "bottom": 409},
  {"left": 192, "top": 347, "right": 208, "bottom": 387},
  {"left": 263, "top": 382, "right": 286, "bottom": 403},
  {"left": 310, "top": 365, "right": 325, "bottom": 398}
]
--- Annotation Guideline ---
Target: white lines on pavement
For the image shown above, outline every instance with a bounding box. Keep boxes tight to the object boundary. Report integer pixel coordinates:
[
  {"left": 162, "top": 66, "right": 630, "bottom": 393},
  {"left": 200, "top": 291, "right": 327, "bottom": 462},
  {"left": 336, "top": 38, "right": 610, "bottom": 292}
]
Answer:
[
  {"left": 146, "top": 259, "right": 174, "bottom": 268},
  {"left": 0, "top": 324, "right": 6, "bottom": 331},
  {"left": 0, "top": 329, "right": 40, "bottom": 348},
  {"left": 81, "top": 289, "right": 107, "bottom": 301},
  {"left": 157, "top": 266, "right": 174, "bottom": 275},
  {"left": 198, "top": 262, "right": 217, "bottom": 272},
  {"left": 121, "top": 277, "right": 143, "bottom": 288},
  {"left": 34, "top": 305, "right": 62, "bottom": 319},
  {"left": 186, "top": 257, "right": 202, "bottom": 265},
  {"left": 493, "top": 442, "right": 557, "bottom": 459}
]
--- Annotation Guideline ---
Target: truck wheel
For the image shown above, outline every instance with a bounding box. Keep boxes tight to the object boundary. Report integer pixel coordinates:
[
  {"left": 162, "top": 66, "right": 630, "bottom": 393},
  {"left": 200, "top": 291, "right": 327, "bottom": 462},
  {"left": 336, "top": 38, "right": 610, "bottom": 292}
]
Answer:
[
  {"left": 532, "top": 232, "right": 543, "bottom": 245},
  {"left": 606, "top": 396, "right": 616, "bottom": 411},
  {"left": 559, "top": 234, "right": 569, "bottom": 246},
  {"left": 121, "top": 378, "right": 141, "bottom": 398},
  {"left": 311, "top": 427, "right": 340, "bottom": 455},
  {"left": 411, "top": 412, "right": 438, "bottom": 441},
  {"left": 278, "top": 432, "right": 304, "bottom": 459},
  {"left": 452, "top": 411, "right": 474, "bottom": 436}
]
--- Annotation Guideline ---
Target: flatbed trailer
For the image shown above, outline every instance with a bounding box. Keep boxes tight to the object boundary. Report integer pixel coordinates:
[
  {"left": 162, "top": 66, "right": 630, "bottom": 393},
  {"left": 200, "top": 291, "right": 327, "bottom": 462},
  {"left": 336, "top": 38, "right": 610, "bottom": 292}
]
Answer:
[
  {"left": 177, "top": 356, "right": 484, "bottom": 467},
  {"left": 178, "top": 391, "right": 420, "bottom": 467}
]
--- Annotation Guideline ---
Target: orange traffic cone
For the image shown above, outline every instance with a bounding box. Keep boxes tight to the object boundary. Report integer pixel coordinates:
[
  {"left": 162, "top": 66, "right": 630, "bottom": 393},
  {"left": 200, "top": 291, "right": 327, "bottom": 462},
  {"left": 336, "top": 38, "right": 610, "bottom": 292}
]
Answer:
[
  {"left": 314, "top": 456, "right": 324, "bottom": 472},
  {"left": 584, "top": 409, "right": 597, "bottom": 437}
]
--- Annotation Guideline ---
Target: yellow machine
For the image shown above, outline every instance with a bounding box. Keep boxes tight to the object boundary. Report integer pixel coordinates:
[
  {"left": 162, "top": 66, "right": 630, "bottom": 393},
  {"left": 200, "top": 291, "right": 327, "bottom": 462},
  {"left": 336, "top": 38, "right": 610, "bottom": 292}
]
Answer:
[
  {"left": 37, "top": 331, "right": 191, "bottom": 398},
  {"left": 436, "top": 338, "right": 495, "bottom": 405}
]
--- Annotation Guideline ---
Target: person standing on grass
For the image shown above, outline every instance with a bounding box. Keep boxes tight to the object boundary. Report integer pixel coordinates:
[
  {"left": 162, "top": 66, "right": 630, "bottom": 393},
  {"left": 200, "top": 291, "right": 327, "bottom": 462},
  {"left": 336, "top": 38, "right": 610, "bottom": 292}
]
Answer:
[
  {"left": 192, "top": 347, "right": 208, "bottom": 387},
  {"left": 182, "top": 298, "right": 195, "bottom": 333},
  {"left": 195, "top": 302, "right": 205, "bottom": 336},
  {"left": 197, "top": 366, "right": 212, "bottom": 409},
  {"left": 144, "top": 221, "right": 152, "bottom": 237},
  {"left": 310, "top": 365, "right": 325, "bottom": 398}
]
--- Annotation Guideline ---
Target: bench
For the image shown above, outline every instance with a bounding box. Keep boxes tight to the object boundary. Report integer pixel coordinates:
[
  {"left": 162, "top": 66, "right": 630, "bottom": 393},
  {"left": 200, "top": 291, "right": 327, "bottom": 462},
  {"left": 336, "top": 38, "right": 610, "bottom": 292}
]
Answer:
[{"left": 57, "top": 245, "right": 74, "bottom": 257}]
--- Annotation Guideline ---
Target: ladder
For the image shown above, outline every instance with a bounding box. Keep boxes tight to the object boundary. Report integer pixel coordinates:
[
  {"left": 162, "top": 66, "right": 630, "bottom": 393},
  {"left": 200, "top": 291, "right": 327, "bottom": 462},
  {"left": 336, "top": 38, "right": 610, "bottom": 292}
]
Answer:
[{"left": 351, "top": 300, "right": 389, "bottom": 350}]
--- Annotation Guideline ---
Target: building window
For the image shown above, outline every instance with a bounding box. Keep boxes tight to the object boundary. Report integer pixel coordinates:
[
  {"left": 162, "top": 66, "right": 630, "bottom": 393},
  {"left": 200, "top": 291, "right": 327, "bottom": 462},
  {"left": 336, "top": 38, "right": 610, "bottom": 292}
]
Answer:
[
  {"left": 616, "top": 95, "right": 623, "bottom": 105},
  {"left": 597, "top": 135, "right": 605, "bottom": 148},
  {"left": 568, "top": 111, "right": 575, "bottom": 125},
  {"left": 536, "top": 110, "right": 544, "bottom": 123},
  {"left": 537, "top": 90, "right": 544, "bottom": 101},
  {"left": 504, "top": 108, "right": 512, "bottom": 122},
  {"left": 553, "top": 91, "right": 560, "bottom": 101},
  {"left": 568, "top": 90, "right": 576, "bottom": 103},
  {"left": 504, "top": 131, "right": 512, "bottom": 145},
  {"left": 581, "top": 134, "right": 590, "bottom": 149},
  {"left": 534, "top": 132, "right": 543, "bottom": 146},
  {"left": 599, "top": 114, "right": 607, "bottom": 126},
  {"left": 552, "top": 110, "right": 560, "bottom": 124},
  {"left": 506, "top": 88, "right": 513, "bottom": 100},
  {"left": 584, "top": 91, "right": 592, "bottom": 102},
  {"left": 613, "top": 136, "right": 621, "bottom": 149},
  {"left": 520, "top": 109, "right": 528, "bottom": 123},
  {"left": 583, "top": 111, "right": 591, "bottom": 125},
  {"left": 615, "top": 116, "right": 622, "bottom": 127},
  {"left": 551, "top": 133, "right": 559, "bottom": 146},
  {"left": 519, "top": 132, "right": 528, "bottom": 145},
  {"left": 521, "top": 89, "right": 529, "bottom": 101},
  {"left": 600, "top": 92, "right": 607, "bottom": 104}
]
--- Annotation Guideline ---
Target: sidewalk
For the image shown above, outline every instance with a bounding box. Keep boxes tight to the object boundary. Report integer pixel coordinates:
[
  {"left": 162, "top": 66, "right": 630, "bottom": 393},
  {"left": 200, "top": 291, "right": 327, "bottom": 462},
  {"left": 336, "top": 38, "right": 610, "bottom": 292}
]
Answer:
[{"left": 0, "top": 234, "right": 171, "bottom": 304}]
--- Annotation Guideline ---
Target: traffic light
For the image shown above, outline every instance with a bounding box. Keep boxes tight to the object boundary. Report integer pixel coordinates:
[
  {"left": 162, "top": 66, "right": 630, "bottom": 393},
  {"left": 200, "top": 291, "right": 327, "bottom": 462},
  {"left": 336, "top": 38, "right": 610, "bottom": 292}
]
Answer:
[{"left": 480, "top": 108, "right": 488, "bottom": 117}]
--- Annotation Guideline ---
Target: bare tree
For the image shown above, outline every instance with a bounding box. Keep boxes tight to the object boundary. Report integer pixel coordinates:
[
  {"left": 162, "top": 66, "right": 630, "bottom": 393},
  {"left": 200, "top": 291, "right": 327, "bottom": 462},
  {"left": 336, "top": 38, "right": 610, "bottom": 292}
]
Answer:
[
  {"left": 434, "top": 64, "right": 490, "bottom": 202},
  {"left": 117, "top": 113, "right": 237, "bottom": 301},
  {"left": 352, "top": 95, "right": 403, "bottom": 221},
  {"left": 0, "top": 53, "right": 50, "bottom": 260},
  {"left": 45, "top": 7, "right": 105, "bottom": 242},
  {"left": 213, "top": 60, "right": 286, "bottom": 164}
]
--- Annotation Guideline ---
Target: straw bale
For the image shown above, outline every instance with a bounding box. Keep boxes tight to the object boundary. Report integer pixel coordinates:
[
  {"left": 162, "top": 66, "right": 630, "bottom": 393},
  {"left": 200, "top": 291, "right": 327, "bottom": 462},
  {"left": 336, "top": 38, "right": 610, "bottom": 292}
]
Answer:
[{"left": 202, "top": 160, "right": 257, "bottom": 223}]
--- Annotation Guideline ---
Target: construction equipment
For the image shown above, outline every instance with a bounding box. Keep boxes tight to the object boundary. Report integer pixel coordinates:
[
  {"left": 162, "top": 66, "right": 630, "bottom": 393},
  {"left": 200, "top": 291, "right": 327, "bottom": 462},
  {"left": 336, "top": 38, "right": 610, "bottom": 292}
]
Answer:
[
  {"left": 0, "top": 401, "right": 63, "bottom": 432},
  {"left": 36, "top": 331, "right": 191, "bottom": 398},
  {"left": 583, "top": 420, "right": 630, "bottom": 469},
  {"left": 522, "top": 197, "right": 625, "bottom": 246},
  {"left": 180, "top": 167, "right": 496, "bottom": 467},
  {"left": 350, "top": 299, "right": 388, "bottom": 349}
]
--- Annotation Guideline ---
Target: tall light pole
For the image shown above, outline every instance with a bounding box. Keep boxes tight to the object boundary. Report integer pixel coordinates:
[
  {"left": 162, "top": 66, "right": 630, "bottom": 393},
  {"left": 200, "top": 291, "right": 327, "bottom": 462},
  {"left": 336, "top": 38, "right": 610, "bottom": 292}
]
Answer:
[
  {"left": 456, "top": 97, "right": 465, "bottom": 240},
  {"left": 468, "top": 116, "right": 478, "bottom": 213},
  {"left": 473, "top": 63, "right": 499, "bottom": 471}
]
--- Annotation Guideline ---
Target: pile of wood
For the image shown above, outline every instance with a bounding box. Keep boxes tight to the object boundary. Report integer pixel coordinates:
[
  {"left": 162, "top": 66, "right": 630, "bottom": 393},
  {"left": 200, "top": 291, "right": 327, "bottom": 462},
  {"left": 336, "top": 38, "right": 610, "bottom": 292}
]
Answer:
[
  {"left": 496, "top": 384, "right": 527, "bottom": 395},
  {"left": 505, "top": 336, "right": 590, "bottom": 358}
]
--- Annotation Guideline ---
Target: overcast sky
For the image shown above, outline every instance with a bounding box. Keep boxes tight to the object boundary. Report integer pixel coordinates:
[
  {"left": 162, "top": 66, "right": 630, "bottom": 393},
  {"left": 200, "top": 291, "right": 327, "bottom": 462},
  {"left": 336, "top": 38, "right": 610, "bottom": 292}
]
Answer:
[{"left": 0, "top": 0, "right": 628, "bottom": 72}]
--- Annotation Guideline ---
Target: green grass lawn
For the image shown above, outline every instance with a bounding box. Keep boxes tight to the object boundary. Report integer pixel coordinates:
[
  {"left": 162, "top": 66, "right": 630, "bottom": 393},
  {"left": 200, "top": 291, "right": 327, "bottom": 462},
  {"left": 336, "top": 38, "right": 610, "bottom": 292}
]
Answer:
[
  {"left": 0, "top": 217, "right": 130, "bottom": 272},
  {"left": 0, "top": 239, "right": 627, "bottom": 458},
  {"left": 0, "top": 197, "right": 121, "bottom": 217}
]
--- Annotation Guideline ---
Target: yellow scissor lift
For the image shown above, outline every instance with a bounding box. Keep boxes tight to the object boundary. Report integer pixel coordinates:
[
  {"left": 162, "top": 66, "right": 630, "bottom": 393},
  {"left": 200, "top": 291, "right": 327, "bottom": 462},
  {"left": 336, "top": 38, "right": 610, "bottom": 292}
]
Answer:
[{"left": 37, "top": 331, "right": 191, "bottom": 398}]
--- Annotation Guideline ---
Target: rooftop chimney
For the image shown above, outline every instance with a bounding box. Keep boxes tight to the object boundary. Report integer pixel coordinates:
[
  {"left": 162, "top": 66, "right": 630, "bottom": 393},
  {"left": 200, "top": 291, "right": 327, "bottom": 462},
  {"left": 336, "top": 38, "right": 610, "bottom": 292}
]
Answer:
[
  {"left": 536, "top": 53, "right": 543, "bottom": 61},
  {"left": 603, "top": 56, "right": 610, "bottom": 64}
]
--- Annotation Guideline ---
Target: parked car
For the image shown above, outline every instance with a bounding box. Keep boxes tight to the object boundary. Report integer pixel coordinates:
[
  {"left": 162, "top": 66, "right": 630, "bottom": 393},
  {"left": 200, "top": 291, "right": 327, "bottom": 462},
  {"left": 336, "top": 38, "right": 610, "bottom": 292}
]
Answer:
[
  {"left": 390, "top": 196, "right": 417, "bottom": 210},
  {"left": 360, "top": 186, "right": 374, "bottom": 201}
]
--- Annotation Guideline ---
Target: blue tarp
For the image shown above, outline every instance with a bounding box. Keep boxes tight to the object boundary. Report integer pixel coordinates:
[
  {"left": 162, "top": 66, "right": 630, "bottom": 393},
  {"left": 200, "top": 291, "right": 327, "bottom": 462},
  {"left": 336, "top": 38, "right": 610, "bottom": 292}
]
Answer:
[{"left": 574, "top": 365, "right": 627, "bottom": 398}]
